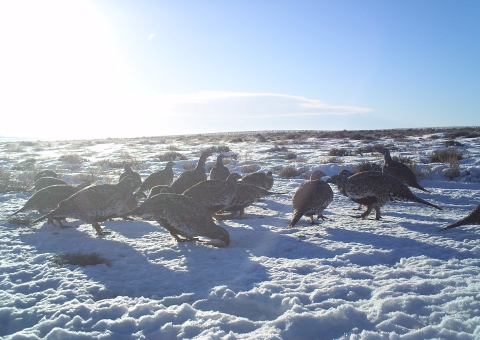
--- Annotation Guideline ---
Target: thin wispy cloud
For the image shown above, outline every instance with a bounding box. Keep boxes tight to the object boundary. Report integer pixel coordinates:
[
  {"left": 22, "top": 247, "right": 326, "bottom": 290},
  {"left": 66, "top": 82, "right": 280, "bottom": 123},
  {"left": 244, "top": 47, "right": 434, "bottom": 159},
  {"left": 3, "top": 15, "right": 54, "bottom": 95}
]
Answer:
[
  {"left": 148, "top": 33, "right": 155, "bottom": 39},
  {"left": 147, "top": 91, "right": 373, "bottom": 118},
  {"left": 0, "top": 91, "right": 373, "bottom": 140}
]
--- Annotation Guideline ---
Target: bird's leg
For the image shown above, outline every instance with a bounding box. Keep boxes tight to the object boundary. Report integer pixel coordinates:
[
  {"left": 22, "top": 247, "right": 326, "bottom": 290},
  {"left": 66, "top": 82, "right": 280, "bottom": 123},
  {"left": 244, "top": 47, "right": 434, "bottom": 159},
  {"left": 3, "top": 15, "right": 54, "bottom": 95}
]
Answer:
[
  {"left": 238, "top": 208, "right": 245, "bottom": 219},
  {"left": 93, "top": 222, "right": 111, "bottom": 235},
  {"left": 317, "top": 214, "right": 329, "bottom": 220},
  {"left": 309, "top": 215, "right": 318, "bottom": 225},
  {"left": 169, "top": 231, "right": 185, "bottom": 242},
  {"left": 352, "top": 206, "right": 372, "bottom": 219},
  {"left": 169, "top": 231, "right": 195, "bottom": 242},
  {"left": 360, "top": 206, "right": 373, "bottom": 218},
  {"left": 374, "top": 207, "right": 382, "bottom": 220},
  {"left": 56, "top": 218, "right": 71, "bottom": 228}
]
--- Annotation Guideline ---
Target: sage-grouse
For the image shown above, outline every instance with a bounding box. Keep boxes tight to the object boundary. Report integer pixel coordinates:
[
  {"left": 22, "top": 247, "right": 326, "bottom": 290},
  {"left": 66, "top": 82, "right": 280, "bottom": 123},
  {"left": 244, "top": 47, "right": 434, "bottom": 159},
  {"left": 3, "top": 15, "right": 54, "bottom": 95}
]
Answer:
[
  {"left": 326, "top": 171, "right": 442, "bottom": 220},
  {"left": 127, "top": 193, "right": 230, "bottom": 247},
  {"left": 183, "top": 173, "right": 242, "bottom": 213},
  {"left": 119, "top": 164, "right": 142, "bottom": 191},
  {"left": 439, "top": 204, "right": 480, "bottom": 231},
  {"left": 34, "top": 170, "right": 58, "bottom": 182},
  {"left": 171, "top": 151, "right": 211, "bottom": 194},
  {"left": 32, "top": 176, "right": 140, "bottom": 235},
  {"left": 34, "top": 177, "right": 68, "bottom": 191},
  {"left": 209, "top": 154, "right": 230, "bottom": 181},
  {"left": 289, "top": 173, "right": 333, "bottom": 228},
  {"left": 103, "top": 191, "right": 147, "bottom": 221},
  {"left": 223, "top": 184, "right": 285, "bottom": 219},
  {"left": 333, "top": 169, "right": 362, "bottom": 210},
  {"left": 148, "top": 185, "right": 176, "bottom": 198},
  {"left": 9, "top": 183, "right": 90, "bottom": 226},
  {"left": 381, "top": 149, "right": 429, "bottom": 192},
  {"left": 137, "top": 161, "right": 175, "bottom": 193},
  {"left": 239, "top": 171, "right": 274, "bottom": 190}
]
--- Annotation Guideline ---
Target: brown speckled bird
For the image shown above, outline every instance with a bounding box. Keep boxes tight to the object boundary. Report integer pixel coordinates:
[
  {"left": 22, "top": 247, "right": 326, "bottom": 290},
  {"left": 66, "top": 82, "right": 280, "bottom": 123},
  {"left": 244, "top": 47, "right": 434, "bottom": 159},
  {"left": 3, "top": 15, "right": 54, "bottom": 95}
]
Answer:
[
  {"left": 439, "top": 204, "right": 480, "bottom": 231},
  {"left": 183, "top": 173, "right": 242, "bottom": 213},
  {"left": 137, "top": 161, "right": 175, "bottom": 193},
  {"left": 326, "top": 171, "right": 441, "bottom": 220},
  {"left": 289, "top": 172, "right": 333, "bottom": 228},
  {"left": 103, "top": 191, "right": 147, "bottom": 221},
  {"left": 9, "top": 183, "right": 90, "bottom": 226},
  {"left": 222, "top": 184, "right": 285, "bottom": 219},
  {"left": 381, "top": 149, "right": 429, "bottom": 192},
  {"left": 209, "top": 154, "right": 230, "bottom": 181},
  {"left": 34, "top": 177, "right": 68, "bottom": 191},
  {"left": 148, "top": 185, "right": 176, "bottom": 198},
  {"left": 32, "top": 176, "right": 141, "bottom": 235},
  {"left": 239, "top": 171, "right": 274, "bottom": 190},
  {"left": 126, "top": 193, "right": 230, "bottom": 247},
  {"left": 171, "top": 151, "right": 211, "bottom": 194},
  {"left": 119, "top": 164, "right": 142, "bottom": 191},
  {"left": 34, "top": 170, "right": 58, "bottom": 182}
]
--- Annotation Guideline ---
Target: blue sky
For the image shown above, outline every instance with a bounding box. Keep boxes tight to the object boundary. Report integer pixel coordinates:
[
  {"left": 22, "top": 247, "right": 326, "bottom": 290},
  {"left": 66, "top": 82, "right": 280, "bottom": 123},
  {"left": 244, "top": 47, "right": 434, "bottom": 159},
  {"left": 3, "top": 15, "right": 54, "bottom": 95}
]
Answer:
[{"left": 1, "top": 1, "right": 479, "bottom": 140}]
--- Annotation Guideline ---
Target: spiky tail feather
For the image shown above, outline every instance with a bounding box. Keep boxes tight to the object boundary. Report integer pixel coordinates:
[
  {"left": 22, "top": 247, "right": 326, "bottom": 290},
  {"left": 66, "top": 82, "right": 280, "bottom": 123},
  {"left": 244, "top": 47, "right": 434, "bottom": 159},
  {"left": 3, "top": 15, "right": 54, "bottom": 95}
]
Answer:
[
  {"left": 8, "top": 206, "right": 27, "bottom": 217},
  {"left": 412, "top": 195, "right": 442, "bottom": 210},
  {"left": 439, "top": 216, "right": 477, "bottom": 232},
  {"left": 288, "top": 210, "right": 305, "bottom": 228},
  {"left": 415, "top": 184, "right": 430, "bottom": 193},
  {"left": 32, "top": 212, "right": 52, "bottom": 225}
]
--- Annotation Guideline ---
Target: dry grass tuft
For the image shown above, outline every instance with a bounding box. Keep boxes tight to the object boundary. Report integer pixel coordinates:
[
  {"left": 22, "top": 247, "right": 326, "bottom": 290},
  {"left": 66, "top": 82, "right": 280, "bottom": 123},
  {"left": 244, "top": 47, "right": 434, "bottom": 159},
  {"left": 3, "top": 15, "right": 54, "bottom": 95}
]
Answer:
[
  {"left": 0, "top": 169, "right": 35, "bottom": 193},
  {"left": 276, "top": 165, "right": 306, "bottom": 178},
  {"left": 428, "top": 148, "right": 464, "bottom": 163},
  {"left": 353, "top": 161, "right": 382, "bottom": 173},
  {"left": 59, "top": 154, "right": 84, "bottom": 165},
  {"left": 7, "top": 214, "right": 36, "bottom": 225},
  {"left": 158, "top": 152, "right": 188, "bottom": 162},
  {"left": 52, "top": 252, "right": 111, "bottom": 267}
]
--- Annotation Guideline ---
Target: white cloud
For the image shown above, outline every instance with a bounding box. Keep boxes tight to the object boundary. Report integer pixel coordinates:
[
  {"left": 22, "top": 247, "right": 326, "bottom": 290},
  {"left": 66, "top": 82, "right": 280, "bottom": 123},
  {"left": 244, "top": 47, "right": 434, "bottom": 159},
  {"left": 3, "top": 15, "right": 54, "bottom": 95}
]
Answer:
[
  {"left": 143, "top": 91, "right": 373, "bottom": 118},
  {"left": 0, "top": 90, "right": 373, "bottom": 140},
  {"left": 148, "top": 33, "right": 155, "bottom": 39}
]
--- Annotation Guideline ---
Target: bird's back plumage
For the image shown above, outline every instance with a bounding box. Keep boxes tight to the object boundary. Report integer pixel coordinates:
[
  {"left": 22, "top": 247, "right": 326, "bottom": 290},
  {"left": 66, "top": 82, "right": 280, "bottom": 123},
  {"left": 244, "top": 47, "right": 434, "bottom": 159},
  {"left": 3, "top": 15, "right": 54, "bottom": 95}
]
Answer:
[
  {"left": 183, "top": 173, "right": 241, "bottom": 213},
  {"left": 171, "top": 151, "right": 211, "bottom": 194},
  {"left": 209, "top": 154, "right": 230, "bottom": 181},
  {"left": 327, "top": 171, "right": 441, "bottom": 220},
  {"left": 138, "top": 161, "right": 175, "bottom": 193},
  {"left": 128, "top": 193, "right": 230, "bottom": 246},
  {"left": 289, "top": 178, "right": 333, "bottom": 228},
  {"left": 240, "top": 171, "right": 274, "bottom": 190},
  {"left": 382, "top": 150, "right": 429, "bottom": 192}
]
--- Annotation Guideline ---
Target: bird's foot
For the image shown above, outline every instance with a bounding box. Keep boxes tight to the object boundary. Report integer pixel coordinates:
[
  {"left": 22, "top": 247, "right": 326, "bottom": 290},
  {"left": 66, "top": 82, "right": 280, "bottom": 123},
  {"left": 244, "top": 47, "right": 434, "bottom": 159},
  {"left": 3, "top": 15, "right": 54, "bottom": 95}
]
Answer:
[{"left": 317, "top": 214, "right": 329, "bottom": 220}]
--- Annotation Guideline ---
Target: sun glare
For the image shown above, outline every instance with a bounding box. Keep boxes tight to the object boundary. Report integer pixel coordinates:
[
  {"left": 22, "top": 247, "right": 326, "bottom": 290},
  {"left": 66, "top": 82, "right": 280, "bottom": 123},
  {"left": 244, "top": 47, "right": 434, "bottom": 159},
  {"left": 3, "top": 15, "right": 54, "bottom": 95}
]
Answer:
[{"left": 0, "top": 1, "right": 128, "bottom": 139}]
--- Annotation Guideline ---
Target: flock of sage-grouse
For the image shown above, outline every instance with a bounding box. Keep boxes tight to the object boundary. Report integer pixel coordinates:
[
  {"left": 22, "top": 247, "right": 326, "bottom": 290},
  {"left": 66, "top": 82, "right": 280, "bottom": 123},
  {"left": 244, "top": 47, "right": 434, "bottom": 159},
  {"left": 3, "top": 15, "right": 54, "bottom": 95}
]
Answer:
[{"left": 9, "top": 149, "right": 480, "bottom": 247}]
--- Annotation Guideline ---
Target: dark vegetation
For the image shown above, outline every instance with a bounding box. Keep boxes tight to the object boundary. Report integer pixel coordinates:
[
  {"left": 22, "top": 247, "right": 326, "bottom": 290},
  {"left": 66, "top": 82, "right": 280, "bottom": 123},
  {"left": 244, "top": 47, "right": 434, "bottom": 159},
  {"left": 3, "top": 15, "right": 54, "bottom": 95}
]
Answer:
[{"left": 52, "top": 252, "right": 111, "bottom": 267}]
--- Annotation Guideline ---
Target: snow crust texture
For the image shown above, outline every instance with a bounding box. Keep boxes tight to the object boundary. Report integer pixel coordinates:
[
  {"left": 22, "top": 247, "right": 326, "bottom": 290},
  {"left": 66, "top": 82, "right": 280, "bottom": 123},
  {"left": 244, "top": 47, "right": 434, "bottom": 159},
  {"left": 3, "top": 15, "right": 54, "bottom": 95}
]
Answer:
[{"left": 1, "top": 132, "right": 480, "bottom": 339}]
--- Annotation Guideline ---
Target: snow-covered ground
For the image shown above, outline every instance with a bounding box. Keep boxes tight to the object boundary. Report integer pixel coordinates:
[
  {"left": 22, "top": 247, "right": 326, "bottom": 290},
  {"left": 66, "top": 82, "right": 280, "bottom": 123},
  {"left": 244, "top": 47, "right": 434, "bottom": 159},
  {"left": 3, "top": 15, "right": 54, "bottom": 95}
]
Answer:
[{"left": 1, "top": 131, "right": 480, "bottom": 339}]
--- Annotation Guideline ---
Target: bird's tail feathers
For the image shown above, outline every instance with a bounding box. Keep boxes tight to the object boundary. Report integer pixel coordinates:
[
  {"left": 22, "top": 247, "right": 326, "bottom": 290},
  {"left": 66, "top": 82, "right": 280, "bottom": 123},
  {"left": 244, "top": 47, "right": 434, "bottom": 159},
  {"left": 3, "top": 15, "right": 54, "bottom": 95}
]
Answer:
[
  {"left": 412, "top": 195, "right": 442, "bottom": 210},
  {"left": 439, "top": 219, "right": 468, "bottom": 232},
  {"left": 288, "top": 210, "right": 304, "bottom": 228},
  {"left": 8, "top": 206, "right": 27, "bottom": 217},
  {"left": 32, "top": 212, "right": 51, "bottom": 225}
]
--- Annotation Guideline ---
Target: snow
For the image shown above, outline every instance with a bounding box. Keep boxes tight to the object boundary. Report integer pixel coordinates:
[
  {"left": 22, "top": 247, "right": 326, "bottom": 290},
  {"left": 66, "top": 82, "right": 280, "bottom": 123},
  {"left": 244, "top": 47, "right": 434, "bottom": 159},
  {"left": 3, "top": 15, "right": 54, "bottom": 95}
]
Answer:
[{"left": 1, "top": 132, "right": 480, "bottom": 339}]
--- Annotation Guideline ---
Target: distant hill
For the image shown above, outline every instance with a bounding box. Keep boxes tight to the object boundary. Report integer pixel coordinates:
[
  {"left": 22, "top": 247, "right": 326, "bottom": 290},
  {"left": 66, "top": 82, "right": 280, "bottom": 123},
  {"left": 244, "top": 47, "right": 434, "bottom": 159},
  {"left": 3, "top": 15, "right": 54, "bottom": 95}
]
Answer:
[{"left": 0, "top": 135, "right": 39, "bottom": 141}]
